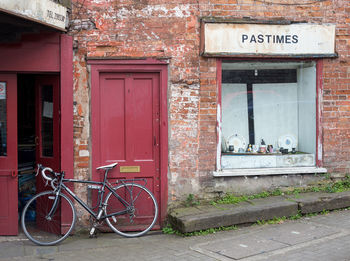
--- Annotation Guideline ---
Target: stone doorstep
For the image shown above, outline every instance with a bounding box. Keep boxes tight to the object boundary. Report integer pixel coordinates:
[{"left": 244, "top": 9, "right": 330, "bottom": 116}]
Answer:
[
  {"left": 285, "top": 191, "right": 350, "bottom": 214},
  {"left": 168, "top": 191, "right": 350, "bottom": 233}
]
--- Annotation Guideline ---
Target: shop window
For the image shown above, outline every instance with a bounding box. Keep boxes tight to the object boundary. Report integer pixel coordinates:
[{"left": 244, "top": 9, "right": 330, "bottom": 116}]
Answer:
[{"left": 220, "top": 61, "right": 316, "bottom": 169}]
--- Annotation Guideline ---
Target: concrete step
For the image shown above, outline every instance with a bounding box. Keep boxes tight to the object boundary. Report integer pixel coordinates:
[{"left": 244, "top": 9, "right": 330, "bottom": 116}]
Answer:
[{"left": 168, "top": 191, "right": 350, "bottom": 233}]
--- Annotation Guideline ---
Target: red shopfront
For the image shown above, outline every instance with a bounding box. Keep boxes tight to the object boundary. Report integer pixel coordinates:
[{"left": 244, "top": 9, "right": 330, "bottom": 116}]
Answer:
[{"left": 0, "top": 15, "right": 73, "bottom": 235}]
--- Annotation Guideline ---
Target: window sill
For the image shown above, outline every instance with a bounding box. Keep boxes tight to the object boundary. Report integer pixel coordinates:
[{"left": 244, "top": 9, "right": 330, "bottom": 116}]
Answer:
[{"left": 214, "top": 167, "right": 327, "bottom": 177}]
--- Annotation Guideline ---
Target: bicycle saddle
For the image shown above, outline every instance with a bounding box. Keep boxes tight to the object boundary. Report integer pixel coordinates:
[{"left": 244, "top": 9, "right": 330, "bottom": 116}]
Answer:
[{"left": 96, "top": 162, "right": 118, "bottom": 170}]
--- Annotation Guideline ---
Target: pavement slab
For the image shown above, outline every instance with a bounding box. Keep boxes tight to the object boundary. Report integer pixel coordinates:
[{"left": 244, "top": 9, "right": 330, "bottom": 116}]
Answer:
[
  {"left": 197, "top": 234, "right": 289, "bottom": 260},
  {"left": 251, "top": 221, "right": 339, "bottom": 245}
]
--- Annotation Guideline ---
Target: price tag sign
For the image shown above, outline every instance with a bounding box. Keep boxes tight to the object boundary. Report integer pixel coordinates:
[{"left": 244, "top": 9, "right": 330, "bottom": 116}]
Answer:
[{"left": 0, "top": 82, "right": 6, "bottom": 100}]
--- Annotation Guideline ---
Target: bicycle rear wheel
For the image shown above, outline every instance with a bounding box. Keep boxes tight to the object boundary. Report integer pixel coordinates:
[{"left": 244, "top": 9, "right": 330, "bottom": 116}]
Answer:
[
  {"left": 104, "top": 183, "right": 158, "bottom": 237},
  {"left": 21, "top": 191, "right": 76, "bottom": 246}
]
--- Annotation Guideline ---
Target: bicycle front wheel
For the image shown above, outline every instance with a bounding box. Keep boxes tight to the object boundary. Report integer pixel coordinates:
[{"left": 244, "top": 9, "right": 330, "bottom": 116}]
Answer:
[
  {"left": 105, "top": 183, "right": 158, "bottom": 237},
  {"left": 21, "top": 191, "right": 76, "bottom": 246}
]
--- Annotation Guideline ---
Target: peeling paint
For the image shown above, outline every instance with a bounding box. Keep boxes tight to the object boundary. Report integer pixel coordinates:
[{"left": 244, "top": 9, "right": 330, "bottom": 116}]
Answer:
[
  {"left": 116, "top": 5, "right": 191, "bottom": 20},
  {"left": 79, "top": 150, "right": 90, "bottom": 157},
  {"left": 217, "top": 104, "right": 221, "bottom": 171},
  {"left": 191, "top": 178, "right": 200, "bottom": 192}
]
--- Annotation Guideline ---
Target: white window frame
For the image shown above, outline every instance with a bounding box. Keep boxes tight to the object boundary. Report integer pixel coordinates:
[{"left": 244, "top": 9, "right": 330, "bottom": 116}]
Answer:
[{"left": 215, "top": 59, "right": 327, "bottom": 177}]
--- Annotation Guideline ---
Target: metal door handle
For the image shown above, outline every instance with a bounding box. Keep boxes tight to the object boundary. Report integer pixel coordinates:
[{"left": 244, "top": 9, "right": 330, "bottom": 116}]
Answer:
[{"left": 11, "top": 170, "right": 17, "bottom": 178}]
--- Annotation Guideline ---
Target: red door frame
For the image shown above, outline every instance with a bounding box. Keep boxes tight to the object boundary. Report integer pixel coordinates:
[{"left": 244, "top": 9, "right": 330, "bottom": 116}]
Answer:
[
  {"left": 88, "top": 59, "right": 168, "bottom": 225},
  {"left": 216, "top": 58, "right": 323, "bottom": 169},
  {"left": 60, "top": 34, "right": 74, "bottom": 181}
]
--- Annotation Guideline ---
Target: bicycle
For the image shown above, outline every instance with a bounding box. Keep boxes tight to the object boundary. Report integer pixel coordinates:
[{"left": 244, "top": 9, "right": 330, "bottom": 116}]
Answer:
[{"left": 21, "top": 163, "right": 158, "bottom": 246}]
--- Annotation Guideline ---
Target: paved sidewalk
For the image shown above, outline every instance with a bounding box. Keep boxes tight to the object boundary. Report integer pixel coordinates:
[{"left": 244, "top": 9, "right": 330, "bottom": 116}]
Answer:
[{"left": 2, "top": 209, "right": 350, "bottom": 260}]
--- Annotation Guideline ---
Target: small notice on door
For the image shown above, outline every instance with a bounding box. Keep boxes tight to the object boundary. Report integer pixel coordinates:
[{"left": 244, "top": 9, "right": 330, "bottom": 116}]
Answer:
[
  {"left": 0, "top": 82, "right": 6, "bottom": 100},
  {"left": 43, "top": 101, "right": 53, "bottom": 118}
]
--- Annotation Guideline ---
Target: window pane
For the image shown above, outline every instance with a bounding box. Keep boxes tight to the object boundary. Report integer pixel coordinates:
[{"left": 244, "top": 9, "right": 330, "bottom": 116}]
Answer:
[
  {"left": 41, "top": 85, "right": 53, "bottom": 157},
  {"left": 0, "top": 82, "right": 6, "bottom": 156},
  {"left": 222, "top": 83, "right": 249, "bottom": 146},
  {"left": 253, "top": 83, "right": 299, "bottom": 149}
]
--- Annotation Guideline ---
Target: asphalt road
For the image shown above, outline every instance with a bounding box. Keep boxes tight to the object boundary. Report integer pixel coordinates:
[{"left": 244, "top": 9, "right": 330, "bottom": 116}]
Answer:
[{"left": 1, "top": 209, "right": 350, "bottom": 260}]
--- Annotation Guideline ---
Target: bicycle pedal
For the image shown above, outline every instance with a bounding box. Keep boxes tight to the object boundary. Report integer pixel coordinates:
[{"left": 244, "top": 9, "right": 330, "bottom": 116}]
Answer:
[
  {"left": 89, "top": 233, "right": 98, "bottom": 238},
  {"left": 89, "top": 226, "right": 97, "bottom": 237}
]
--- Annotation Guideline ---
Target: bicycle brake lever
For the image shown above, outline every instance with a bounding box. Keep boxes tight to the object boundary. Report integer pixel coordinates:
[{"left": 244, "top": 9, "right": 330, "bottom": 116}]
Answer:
[{"left": 35, "top": 165, "right": 41, "bottom": 176}]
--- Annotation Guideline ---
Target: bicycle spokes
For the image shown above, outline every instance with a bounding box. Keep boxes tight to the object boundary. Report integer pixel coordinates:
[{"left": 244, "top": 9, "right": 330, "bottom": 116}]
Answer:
[
  {"left": 104, "top": 183, "right": 158, "bottom": 237},
  {"left": 21, "top": 191, "right": 76, "bottom": 246}
]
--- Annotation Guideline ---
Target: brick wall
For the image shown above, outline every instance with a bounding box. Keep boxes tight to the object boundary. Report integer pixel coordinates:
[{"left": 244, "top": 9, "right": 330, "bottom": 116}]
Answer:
[{"left": 70, "top": 0, "right": 350, "bottom": 205}]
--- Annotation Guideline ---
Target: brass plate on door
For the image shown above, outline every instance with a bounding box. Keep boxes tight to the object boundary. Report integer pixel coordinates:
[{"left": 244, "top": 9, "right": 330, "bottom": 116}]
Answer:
[{"left": 120, "top": 166, "right": 140, "bottom": 173}]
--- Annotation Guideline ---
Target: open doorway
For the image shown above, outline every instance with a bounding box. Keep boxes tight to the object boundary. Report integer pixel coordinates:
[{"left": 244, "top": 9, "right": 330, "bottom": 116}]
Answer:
[
  {"left": 17, "top": 75, "right": 36, "bottom": 221},
  {"left": 17, "top": 74, "right": 61, "bottom": 226}
]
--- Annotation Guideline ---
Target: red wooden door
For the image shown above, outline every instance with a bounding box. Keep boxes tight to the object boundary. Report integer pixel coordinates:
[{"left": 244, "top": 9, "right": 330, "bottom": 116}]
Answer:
[
  {"left": 35, "top": 76, "right": 62, "bottom": 233},
  {"left": 92, "top": 72, "right": 160, "bottom": 225},
  {"left": 0, "top": 74, "right": 18, "bottom": 235},
  {"left": 35, "top": 75, "right": 60, "bottom": 180}
]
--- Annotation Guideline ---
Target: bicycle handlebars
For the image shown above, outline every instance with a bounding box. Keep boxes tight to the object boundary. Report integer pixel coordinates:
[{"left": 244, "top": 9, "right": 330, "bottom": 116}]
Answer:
[
  {"left": 37, "top": 164, "right": 55, "bottom": 181},
  {"left": 42, "top": 167, "right": 54, "bottom": 181},
  {"left": 36, "top": 164, "right": 60, "bottom": 190}
]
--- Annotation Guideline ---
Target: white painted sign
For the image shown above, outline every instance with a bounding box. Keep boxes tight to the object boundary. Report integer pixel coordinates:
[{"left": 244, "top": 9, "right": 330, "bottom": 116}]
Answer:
[
  {"left": 0, "top": 82, "right": 6, "bottom": 100},
  {"left": 0, "top": 0, "right": 68, "bottom": 30},
  {"left": 203, "top": 23, "right": 336, "bottom": 56}
]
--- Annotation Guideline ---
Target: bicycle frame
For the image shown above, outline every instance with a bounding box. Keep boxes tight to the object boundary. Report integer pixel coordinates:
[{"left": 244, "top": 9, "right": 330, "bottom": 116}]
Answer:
[{"left": 51, "top": 170, "right": 131, "bottom": 221}]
